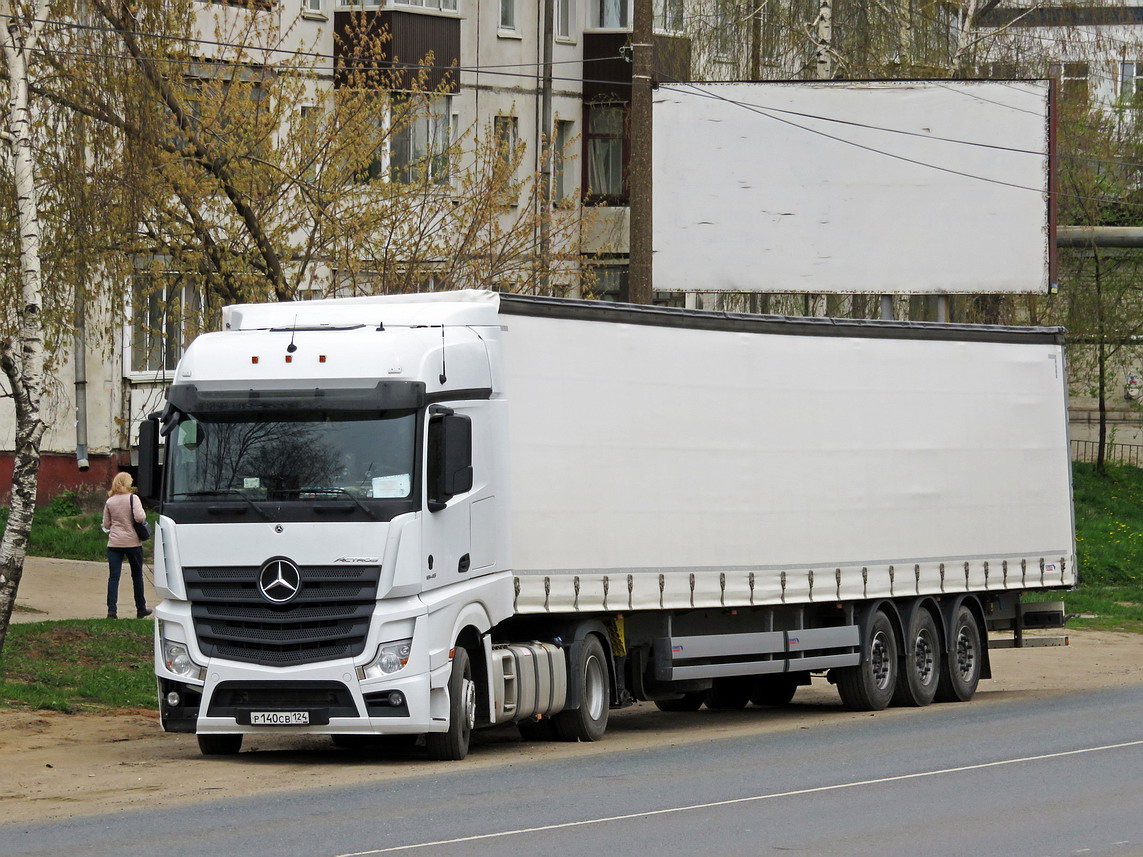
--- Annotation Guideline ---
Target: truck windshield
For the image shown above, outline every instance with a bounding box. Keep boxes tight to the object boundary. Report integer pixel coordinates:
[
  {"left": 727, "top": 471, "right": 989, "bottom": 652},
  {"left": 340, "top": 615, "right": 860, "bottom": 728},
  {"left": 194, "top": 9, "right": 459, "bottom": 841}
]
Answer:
[{"left": 166, "top": 411, "right": 417, "bottom": 501}]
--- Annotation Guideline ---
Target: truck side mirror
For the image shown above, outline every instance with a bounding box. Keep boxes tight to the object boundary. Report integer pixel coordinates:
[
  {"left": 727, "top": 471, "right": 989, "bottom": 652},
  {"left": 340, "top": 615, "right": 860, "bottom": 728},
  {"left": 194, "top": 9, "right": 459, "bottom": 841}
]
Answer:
[
  {"left": 428, "top": 411, "right": 473, "bottom": 512},
  {"left": 137, "top": 417, "right": 162, "bottom": 500}
]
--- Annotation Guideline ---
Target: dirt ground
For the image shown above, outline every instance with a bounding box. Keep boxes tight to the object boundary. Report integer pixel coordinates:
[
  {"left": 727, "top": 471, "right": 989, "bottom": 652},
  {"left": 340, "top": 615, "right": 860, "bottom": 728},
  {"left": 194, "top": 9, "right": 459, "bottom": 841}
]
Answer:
[{"left": 5, "top": 559, "right": 1143, "bottom": 826}]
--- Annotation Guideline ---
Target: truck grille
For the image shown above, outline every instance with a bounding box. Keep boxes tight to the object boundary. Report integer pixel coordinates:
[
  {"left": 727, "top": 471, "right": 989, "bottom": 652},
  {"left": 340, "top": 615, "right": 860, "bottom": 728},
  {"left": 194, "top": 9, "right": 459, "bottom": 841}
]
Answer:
[{"left": 185, "top": 565, "right": 381, "bottom": 667}]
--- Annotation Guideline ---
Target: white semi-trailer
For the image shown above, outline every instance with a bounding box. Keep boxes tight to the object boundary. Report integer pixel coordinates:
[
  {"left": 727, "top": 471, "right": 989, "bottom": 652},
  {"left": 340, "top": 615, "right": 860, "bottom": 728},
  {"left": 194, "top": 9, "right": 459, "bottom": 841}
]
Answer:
[{"left": 139, "top": 291, "right": 1075, "bottom": 759}]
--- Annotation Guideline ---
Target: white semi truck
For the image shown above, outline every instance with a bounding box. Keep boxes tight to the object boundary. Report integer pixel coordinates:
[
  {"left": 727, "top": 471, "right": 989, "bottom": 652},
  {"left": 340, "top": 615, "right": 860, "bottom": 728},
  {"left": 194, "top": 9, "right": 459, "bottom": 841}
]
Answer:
[{"left": 139, "top": 290, "right": 1076, "bottom": 759}]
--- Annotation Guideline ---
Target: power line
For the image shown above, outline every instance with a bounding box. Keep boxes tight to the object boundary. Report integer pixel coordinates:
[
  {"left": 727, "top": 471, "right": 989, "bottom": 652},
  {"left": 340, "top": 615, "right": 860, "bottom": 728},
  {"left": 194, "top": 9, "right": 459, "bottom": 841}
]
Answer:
[{"left": 11, "top": 9, "right": 1143, "bottom": 208}]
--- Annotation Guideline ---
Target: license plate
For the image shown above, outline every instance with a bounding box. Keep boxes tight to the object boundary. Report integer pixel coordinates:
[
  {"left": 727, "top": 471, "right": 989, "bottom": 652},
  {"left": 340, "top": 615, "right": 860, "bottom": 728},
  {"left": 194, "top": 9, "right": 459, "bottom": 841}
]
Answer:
[{"left": 249, "top": 711, "right": 310, "bottom": 726}]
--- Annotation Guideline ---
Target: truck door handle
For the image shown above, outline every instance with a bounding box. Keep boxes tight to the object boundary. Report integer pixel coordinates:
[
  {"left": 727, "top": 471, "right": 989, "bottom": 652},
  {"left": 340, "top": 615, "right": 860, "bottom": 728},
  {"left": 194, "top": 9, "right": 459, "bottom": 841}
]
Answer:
[{"left": 458, "top": 554, "right": 470, "bottom": 574}]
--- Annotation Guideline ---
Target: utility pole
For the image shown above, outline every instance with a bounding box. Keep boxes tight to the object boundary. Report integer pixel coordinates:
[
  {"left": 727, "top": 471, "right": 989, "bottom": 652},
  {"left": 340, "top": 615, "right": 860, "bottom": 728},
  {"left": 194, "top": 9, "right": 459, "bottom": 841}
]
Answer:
[
  {"left": 538, "top": 0, "right": 554, "bottom": 292},
  {"left": 628, "top": 0, "right": 654, "bottom": 304}
]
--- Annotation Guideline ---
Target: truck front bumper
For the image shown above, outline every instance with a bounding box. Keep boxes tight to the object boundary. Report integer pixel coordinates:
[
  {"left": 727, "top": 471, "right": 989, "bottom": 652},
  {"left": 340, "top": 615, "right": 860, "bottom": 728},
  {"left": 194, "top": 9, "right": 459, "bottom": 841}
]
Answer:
[{"left": 170, "top": 664, "right": 446, "bottom": 737}]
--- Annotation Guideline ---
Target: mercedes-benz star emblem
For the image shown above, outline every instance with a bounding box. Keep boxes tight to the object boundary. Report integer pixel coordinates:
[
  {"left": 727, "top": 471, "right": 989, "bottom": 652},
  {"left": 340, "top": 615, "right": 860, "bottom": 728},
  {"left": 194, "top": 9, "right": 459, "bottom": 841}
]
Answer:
[{"left": 258, "top": 558, "right": 302, "bottom": 604}]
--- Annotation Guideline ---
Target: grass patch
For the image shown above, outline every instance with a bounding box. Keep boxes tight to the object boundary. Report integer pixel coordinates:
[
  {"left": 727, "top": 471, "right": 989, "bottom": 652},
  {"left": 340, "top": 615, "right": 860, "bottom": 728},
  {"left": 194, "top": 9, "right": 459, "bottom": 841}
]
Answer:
[
  {"left": 1023, "top": 462, "right": 1143, "bottom": 632},
  {"left": 0, "top": 492, "right": 156, "bottom": 563},
  {"left": 1073, "top": 462, "right": 1143, "bottom": 586},
  {"left": 0, "top": 619, "right": 156, "bottom": 712}
]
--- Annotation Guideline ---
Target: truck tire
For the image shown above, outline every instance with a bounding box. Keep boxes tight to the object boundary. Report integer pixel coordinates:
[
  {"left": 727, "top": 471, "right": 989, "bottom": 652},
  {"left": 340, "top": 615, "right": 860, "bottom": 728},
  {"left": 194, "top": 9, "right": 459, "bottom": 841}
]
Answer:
[
  {"left": 705, "top": 677, "right": 753, "bottom": 710},
  {"left": 835, "top": 610, "right": 898, "bottom": 711},
  {"left": 935, "top": 605, "right": 982, "bottom": 703},
  {"left": 197, "top": 733, "right": 243, "bottom": 755},
  {"left": 654, "top": 691, "right": 706, "bottom": 712},
  {"left": 426, "top": 647, "right": 476, "bottom": 760},
  {"left": 552, "top": 635, "right": 609, "bottom": 742},
  {"left": 750, "top": 674, "right": 799, "bottom": 707},
  {"left": 892, "top": 608, "right": 940, "bottom": 707}
]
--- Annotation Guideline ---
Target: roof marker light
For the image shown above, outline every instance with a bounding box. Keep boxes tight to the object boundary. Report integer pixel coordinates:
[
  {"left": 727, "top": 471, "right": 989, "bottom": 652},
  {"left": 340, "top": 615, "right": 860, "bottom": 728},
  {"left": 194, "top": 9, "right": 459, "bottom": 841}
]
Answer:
[
  {"left": 319, "top": 355, "right": 327, "bottom": 363},
  {"left": 251, "top": 356, "right": 259, "bottom": 364},
  {"left": 285, "top": 355, "right": 293, "bottom": 363}
]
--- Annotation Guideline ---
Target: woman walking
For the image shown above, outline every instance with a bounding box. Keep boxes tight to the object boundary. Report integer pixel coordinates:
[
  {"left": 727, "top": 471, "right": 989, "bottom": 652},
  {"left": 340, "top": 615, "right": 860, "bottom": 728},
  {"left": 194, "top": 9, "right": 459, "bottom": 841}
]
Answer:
[{"left": 102, "top": 472, "right": 151, "bottom": 620}]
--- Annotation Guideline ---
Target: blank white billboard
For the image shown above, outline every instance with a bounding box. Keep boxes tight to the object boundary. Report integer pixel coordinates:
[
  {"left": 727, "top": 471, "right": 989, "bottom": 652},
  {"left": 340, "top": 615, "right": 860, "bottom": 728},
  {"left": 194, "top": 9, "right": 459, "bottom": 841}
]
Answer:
[{"left": 652, "top": 80, "right": 1052, "bottom": 294}]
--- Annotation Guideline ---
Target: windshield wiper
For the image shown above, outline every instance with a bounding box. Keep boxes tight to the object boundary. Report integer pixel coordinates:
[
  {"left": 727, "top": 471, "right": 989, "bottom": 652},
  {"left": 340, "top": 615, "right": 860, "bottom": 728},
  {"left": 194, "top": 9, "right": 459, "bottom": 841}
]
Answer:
[
  {"left": 277, "top": 487, "right": 379, "bottom": 520},
  {"left": 170, "top": 489, "right": 271, "bottom": 520}
]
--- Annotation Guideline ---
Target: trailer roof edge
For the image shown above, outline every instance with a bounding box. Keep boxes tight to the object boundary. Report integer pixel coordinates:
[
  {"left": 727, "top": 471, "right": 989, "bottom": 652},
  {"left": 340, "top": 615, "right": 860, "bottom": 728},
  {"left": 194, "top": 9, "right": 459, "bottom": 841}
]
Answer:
[{"left": 497, "top": 294, "right": 1066, "bottom": 346}]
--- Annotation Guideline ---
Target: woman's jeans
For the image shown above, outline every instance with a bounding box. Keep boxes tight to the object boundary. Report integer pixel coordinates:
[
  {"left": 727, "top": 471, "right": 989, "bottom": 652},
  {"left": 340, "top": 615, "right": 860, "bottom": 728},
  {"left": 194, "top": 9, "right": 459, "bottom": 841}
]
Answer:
[{"left": 107, "top": 546, "right": 146, "bottom": 616}]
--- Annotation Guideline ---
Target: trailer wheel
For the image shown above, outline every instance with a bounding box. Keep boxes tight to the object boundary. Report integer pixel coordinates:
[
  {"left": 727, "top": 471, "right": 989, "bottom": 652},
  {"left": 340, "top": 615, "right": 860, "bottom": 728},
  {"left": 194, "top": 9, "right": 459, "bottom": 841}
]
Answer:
[
  {"left": 705, "top": 677, "right": 753, "bottom": 710},
  {"left": 654, "top": 691, "right": 706, "bottom": 712},
  {"left": 750, "top": 674, "right": 799, "bottom": 707},
  {"left": 426, "top": 647, "right": 475, "bottom": 761},
  {"left": 197, "top": 733, "right": 243, "bottom": 756},
  {"left": 553, "top": 635, "right": 609, "bottom": 742},
  {"left": 935, "top": 605, "right": 982, "bottom": 703},
  {"left": 836, "top": 610, "right": 898, "bottom": 711},
  {"left": 892, "top": 609, "right": 940, "bottom": 708}
]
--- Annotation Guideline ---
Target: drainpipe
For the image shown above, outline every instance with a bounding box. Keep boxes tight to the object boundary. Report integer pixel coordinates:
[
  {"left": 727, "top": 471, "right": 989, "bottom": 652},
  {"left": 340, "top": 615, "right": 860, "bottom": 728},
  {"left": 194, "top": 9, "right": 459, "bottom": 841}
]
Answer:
[{"left": 74, "top": 279, "right": 90, "bottom": 472}]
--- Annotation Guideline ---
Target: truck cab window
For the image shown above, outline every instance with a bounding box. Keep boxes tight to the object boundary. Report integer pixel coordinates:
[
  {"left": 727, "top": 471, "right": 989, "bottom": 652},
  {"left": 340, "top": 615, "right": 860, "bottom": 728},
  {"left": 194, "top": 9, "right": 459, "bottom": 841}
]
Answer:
[{"left": 167, "top": 411, "right": 416, "bottom": 501}]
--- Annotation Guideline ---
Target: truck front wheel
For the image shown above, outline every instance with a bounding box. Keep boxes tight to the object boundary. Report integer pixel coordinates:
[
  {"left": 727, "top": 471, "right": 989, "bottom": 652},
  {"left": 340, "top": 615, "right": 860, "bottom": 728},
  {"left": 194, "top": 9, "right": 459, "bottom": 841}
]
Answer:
[
  {"left": 553, "top": 635, "right": 609, "bottom": 742},
  {"left": 835, "top": 610, "right": 898, "bottom": 711},
  {"left": 426, "top": 647, "right": 475, "bottom": 761}
]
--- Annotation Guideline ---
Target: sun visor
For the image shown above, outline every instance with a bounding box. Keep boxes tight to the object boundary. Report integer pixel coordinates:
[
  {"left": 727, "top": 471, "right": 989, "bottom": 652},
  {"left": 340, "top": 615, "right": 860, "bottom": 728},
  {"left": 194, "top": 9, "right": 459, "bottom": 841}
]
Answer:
[{"left": 166, "top": 380, "right": 427, "bottom": 416}]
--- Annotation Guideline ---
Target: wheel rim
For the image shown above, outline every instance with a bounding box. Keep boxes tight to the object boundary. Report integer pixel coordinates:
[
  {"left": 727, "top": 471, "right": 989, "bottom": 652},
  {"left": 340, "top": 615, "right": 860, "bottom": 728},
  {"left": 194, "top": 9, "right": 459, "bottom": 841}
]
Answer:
[
  {"left": 584, "top": 654, "right": 606, "bottom": 720},
  {"left": 954, "top": 625, "right": 976, "bottom": 683},
  {"left": 462, "top": 676, "right": 477, "bottom": 731},
  {"left": 870, "top": 631, "right": 892, "bottom": 691},
  {"left": 913, "top": 629, "right": 936, "bottom": 685}
]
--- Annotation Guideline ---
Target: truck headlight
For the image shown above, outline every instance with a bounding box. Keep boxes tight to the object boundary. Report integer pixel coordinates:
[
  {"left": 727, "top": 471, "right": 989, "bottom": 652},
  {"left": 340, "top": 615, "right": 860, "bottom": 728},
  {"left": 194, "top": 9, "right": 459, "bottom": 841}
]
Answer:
[
  {"left": 357, "top": 638, "right": 412, "bottom": 680},
  {"left": 163, "top": 640, "right": 206, "bottom": 682}
]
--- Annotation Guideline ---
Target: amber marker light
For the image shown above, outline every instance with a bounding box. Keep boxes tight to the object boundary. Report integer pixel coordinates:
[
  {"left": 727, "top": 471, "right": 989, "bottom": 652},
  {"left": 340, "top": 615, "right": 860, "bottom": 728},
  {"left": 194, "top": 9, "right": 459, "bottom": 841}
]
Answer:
[
  {"left": 251, "top": 356, "right": 259, "bottom": 364},
  {"left": 319, "top": 355, "right": 327, "bottom": 363},
  {"left": 285, "top": 355, "right": 293, "bottom": 363}
]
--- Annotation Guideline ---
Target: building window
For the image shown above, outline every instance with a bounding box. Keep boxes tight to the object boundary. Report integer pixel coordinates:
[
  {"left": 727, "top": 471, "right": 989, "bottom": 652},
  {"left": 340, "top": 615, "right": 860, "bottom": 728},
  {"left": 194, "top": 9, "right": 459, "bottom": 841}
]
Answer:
[
  {"left": 554, "top": 119, "right": 575, "bottom": 203},
  {"left": 493, "top": 114, "right": 519, "bottom": 181},
  {"left": 1121, "top": 62, "right": 1143, "bottom": 108},
  {"left": 593, "top": 0, "right": 628, "bottom": 28},
  {"left": 584, "top": 104, "right": 625, "bottom": 202},
  {"left": 393, "top": 0, "right": 457, "bottom": 11},
  {"left": 131, "top": 273, "right": 212, "bottom": 375},
  {"left": 179, "top": 65, "right": 270, "bottom": 155},
  {"left": 654, "top": 0, "right": 682, "bottom": 33},
  {"left": 587, "top": 262, "right": 629, "bottom": 300},
  {"left": 557, "top": 0, "right": 574, "bottom": 38},
  {"left": 714, "top": 0, "right": 735, "bottom": 58},
  {"left": 303, "top": 0, "right": 326, "bottom": 16},
  {"left": 1050, "top": 61, "right": 1089, "bottom": 105},
  {"left": 500, "top": 0, "right": 515, "bottom": 29},
  {"left": 390, "top": 94, "right": 452, "bottom": 184}
]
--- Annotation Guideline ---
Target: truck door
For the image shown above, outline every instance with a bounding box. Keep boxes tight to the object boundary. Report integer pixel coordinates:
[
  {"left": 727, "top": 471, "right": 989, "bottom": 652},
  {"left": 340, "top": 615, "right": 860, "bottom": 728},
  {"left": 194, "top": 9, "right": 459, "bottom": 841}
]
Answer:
[{"left": 422, "top": 407, "right": 473, "bottom": 592}]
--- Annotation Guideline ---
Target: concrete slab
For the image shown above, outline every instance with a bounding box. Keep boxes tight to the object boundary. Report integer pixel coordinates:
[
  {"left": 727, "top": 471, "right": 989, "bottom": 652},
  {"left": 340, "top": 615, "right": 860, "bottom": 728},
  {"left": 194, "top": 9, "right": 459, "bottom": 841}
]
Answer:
[{"left": 12, "top": 555, "right": 158, "bottom": 623}]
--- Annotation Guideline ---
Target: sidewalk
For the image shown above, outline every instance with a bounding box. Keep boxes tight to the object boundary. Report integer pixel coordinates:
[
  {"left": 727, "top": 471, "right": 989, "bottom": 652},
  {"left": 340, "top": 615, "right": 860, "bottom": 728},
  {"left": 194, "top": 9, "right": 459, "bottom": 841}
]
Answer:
[{"left": 12, "top": 556, "right": 158, "bottom": 623}]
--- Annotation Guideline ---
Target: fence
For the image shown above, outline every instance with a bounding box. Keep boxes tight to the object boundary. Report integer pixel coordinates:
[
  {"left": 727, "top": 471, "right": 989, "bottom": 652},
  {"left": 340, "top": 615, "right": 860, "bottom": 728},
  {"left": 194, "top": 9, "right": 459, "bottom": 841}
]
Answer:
[{"left": 1072, "top": 439, "right": 1143, "bottom": 467}]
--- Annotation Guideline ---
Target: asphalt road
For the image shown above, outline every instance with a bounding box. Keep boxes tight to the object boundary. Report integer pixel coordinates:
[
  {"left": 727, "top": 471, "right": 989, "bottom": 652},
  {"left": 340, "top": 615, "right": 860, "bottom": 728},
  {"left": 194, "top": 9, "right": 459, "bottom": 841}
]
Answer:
[{"left": 3, "top": 686, "right": 1142, "bottom": 857}]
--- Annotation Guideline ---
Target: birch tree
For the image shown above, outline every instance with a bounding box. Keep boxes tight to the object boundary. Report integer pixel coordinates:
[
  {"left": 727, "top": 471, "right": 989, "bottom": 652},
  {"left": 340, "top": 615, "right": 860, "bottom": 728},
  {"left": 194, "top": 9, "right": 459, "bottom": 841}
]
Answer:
[{"left": 0, "top": 0, "right": 51, "bottom": 652}]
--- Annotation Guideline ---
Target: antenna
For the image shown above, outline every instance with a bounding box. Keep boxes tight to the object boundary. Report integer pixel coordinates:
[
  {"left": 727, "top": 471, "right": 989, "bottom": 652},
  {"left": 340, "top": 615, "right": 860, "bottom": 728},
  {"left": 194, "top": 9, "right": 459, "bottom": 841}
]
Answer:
[
  {"left": 287, "top": 315, "right": 298, "bottom": 353},
  {"left": 439, "top": 325, "right": 447, "bottom": 385}
]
